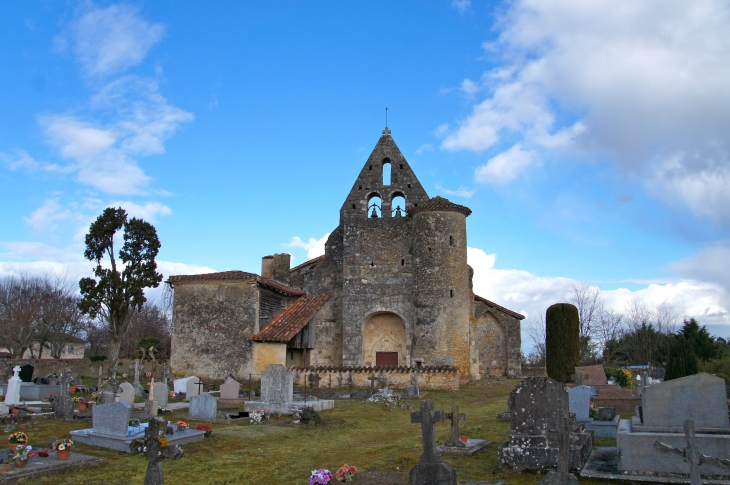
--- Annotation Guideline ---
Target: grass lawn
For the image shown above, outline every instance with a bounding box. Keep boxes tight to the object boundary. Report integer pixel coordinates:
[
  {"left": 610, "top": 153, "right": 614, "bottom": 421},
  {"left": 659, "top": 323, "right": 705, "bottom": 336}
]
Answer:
[{"left": 10, "top": 379, "right": 623, "bottom": 485}]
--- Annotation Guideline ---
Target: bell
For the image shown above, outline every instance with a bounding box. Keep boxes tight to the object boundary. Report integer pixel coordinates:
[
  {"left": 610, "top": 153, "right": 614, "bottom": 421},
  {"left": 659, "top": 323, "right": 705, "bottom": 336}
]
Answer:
[
  {"left": 370, "top": 207, "right": 379, "bottom": 218},
  {"left": 395, "top": 206, "right": 403, "bottom": 217}
]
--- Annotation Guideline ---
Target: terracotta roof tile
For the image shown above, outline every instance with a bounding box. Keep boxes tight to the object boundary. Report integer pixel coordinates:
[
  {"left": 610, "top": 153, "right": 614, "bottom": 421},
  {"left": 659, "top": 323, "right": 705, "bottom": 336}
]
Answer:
[
  {"left": 168, "top": 271, "right": 257, "bottom": 284},
  {"left": 290, "top": 255, "right": 325, "bottom": 273},
  {"left": 474, "top": 295, "right": 525, "bottom": 320},
  {"left": 408, "top": 196, "right": 472, "bottom": 217},
  {"left": 250, "top": 294, "right": 330, "bottom": 342},
  {"left": 256, "top": 276, "right": 305, "bottom": 296}
]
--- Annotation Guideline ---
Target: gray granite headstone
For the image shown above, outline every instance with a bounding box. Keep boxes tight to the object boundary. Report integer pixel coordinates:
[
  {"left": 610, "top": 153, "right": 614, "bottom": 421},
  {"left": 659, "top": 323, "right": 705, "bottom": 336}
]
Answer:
[
  {"left": 117, "top": 382, "right": 136, "bottom": 406},
  {"left": 92, "top": 401, "right": 132, "bottom": 437},
  {"left": 189, "top": 393, "right": 218, "bottom": 420},
  {"left": 403, "top": 384, "right": 420, "bottom": 398},
  {"left": 567, "top": 385, "right": 592, "bottom": 422},
  {"left": 219, "top": 376, "right": 240, "bottom": 400},
  {"left": 54, "top": 370, "right": 75, "bottom": 420},
  {"left": 152, "top": 382, "right": 169, "bottom": 408},
  {"left": 261, "top": 364, "right": 293, "bottom": 405},
  {"left": 642, "top": 373, "right": 729, "bottom": 429},
  {"left": 185, "top": 377, "right": 203, "bottom": 401},
  {"left": 101, "top": 378, "right": 120, "bottom": 404}
]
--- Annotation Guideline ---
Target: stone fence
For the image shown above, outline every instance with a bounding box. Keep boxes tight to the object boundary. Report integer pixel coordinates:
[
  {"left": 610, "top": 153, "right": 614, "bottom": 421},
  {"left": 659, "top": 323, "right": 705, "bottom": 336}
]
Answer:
[
  {"left": 521, "top": 366, "right": 547, "bottom": 377},
  {"left": 289, "top": 365, "right": 460, "bottom": 391},
  {"left": 0, "top": 358, "right": 170, "bottom": 384}
]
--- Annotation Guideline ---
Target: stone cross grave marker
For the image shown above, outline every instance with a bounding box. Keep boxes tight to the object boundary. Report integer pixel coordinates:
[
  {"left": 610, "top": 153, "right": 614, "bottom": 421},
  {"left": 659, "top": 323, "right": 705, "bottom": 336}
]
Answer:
[
  {"left": 132, "top": 360, "right": 144, "bottom": 397},
  {"left": 219, "top": 375, "right": 241, "bottom": 400},
  {"left": 97, "top": 365, "right": 103, "bottom": 392},
  {"left": 3, "top": 365, "right": 21, "bottom": 405},
  {"left": 654, "top": 420, "right": 730, "bottom": 485},
  {"left": 131, "top": 417, "right": 184, "bottom": 485},
  {"left": 367, "top": 374, "right": 377, "bottom": 396},
  {"left": 189, "top": 392, "right": 218, "bottom": 420},
  {"left": 535, "top": 417, "right": 580, "bottom": 485},
  {"left": 118, "top": 382, "right": 136, "bottom": 406},
  {"left": 54, "top": 369, "right": 75, "bottom": 420},
  {"left": 444, "top": 405, "right": 466, "bottom": 448},
  {"left": 409, "top": 399, "right": 457, "bottom": 485},
  {"left": 161, "top": 364, "right": 170, "bottom": 388},
  {"left": 145, "top": 378, "right": 158, "bottom": 416}
]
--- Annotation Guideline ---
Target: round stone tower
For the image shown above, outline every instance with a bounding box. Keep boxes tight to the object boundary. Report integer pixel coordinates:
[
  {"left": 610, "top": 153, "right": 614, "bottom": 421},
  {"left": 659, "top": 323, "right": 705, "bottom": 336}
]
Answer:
[{"left": 410, "top": 196, "right": 472, "bottom": 378}]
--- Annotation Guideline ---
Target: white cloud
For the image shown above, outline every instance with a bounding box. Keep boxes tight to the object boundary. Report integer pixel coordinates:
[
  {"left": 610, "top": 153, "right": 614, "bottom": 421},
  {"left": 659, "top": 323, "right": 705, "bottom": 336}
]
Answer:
[
  {"left": 452, "top": 0, "right": 472, "bottom": 15},
  {"left": 435, "top": 183, "right": 476, "bottom": 199},
  {"left": 23, "top": 199, "right": 73, "bottom": 232},
  {"left": 62, "top": 3, "right": 165, "bottom": 78},
  {"left": 415, "top": 143, "right": 434, "bottom": 154},
  {"left": 467, "top": 246, "right": 730, "bottom": 352},
  {"left": 444, "top": 0, "right": 730, "bottom": 224},
  {"left": 286, "top": 233, "right": 330, "bottom": 259},
  {"left": 474, "top": 144, "right": 536, "bottom": 184},
  {"left": 0, "top": 150, "right": 73, "bottom": 173},
  {"left": 109, "top": 201, "right": 172, "bottom": 223}
]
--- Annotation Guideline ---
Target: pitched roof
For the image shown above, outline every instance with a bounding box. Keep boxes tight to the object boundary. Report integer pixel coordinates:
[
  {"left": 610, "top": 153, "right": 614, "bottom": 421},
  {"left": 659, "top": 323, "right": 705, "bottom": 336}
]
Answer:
[
  {"left": 250, "top": 294, "right": 330, "bottom": 342},
  {"left": 408, "top": 196, "right": 472, "bottom": 217},
  {"left": 474, "top": 295, "right": 525, "bottom": 320},
  {"left": 290, "top": 255, "right": 325, "bottom": 273},
  {"left": 167, "top": 271, "right": 304, "bottom": 296}
]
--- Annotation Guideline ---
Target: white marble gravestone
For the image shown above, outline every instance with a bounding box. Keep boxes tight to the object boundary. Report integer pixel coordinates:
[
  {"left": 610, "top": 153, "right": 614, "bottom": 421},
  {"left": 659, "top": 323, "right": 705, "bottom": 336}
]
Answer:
[
  {"left": 185, "top": 377, "right": 203, "bottom": 401},
  {"left": 117, "top": 382, "right": 136, "bottom": 406},
  {"left": 152, "top": 382, "right": 169, "bottom": 408},
  {"left": 4, "top": 366, "right": 21, "bottom": 405}
]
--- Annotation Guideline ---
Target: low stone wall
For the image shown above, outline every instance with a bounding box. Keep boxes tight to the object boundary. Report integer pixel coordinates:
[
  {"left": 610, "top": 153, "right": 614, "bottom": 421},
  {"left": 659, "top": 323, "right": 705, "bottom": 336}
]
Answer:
[
  {"left": 522, "top": 366, "right": 547, "bottom": 377},
  {"left": 0, "top": 358, "right": 169, "bottom": 383},
  {"left": 289, "top": 365, "right": 460, "bottom": 391}
]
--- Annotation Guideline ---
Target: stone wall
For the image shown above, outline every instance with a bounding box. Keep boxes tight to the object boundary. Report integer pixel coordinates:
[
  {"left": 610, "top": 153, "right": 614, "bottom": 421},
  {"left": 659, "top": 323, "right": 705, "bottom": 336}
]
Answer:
[
  {"left": 0, "top": 358, "right": 170, "bottom": 383},
  {"left": 290, "top": 365, "right": 460, "bottom": 391},
  {"left": 473, "top": 299, "right": 522, "bottom": 377},
  {"left": 170, "top": 280, "right": 258, "bottom": 380}
]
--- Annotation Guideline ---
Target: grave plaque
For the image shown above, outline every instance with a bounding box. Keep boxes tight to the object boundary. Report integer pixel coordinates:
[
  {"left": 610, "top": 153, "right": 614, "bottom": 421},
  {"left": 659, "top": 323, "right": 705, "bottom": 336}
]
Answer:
[
  {"left": 189, "top": 393, "right": 218, "bottom": 420},
  {"left": 118, "top": 382, "right": 136, "bottom": 406},
  {"left": 152, "top": 382, "right": 169, "bottom": 408},
  {"left": 567, "top": 385, "right": 592, "bottom": 422},
  {"left": 642, "top": 373, "right": 729, "bottom": 429}
]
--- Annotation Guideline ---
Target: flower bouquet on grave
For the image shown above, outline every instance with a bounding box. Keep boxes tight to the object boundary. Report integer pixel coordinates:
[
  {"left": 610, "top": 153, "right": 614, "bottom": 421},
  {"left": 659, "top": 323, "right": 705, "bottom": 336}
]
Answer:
[
  {"left": 309, "top": 468, "right": 333, "bottom": 485},
  {"left": 196, "top": 424, "right": 212, "bottom": 438},
  {"left": 176, "top": 420, "right": 189, "bottom": 432},
  {"left": 336, "top": 464, "right": 357, "bottom": 483},
  {"left": 8, "top": 432, "right": 28, "bottom": 451},
  {"left": 47, "top": 393, "right": 57, "bottom": 403},
  {"left": 250, "top": 410, "right": 264, "bottom": 425},
  {"left": 52, "top": 438, "right": 73, "bottom": 460},
  {"left": 589, "top": 400, "right": 599, "bottom": 419},
  {"left": 12, "top": 445, "right": 37, "bottom": 468}
]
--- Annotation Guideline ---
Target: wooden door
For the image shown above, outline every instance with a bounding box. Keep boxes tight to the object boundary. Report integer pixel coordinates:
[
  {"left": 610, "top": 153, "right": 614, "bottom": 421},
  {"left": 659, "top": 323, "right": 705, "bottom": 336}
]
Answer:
[{"left": 376, "top": 352, "right": 399, "bottom": 366}]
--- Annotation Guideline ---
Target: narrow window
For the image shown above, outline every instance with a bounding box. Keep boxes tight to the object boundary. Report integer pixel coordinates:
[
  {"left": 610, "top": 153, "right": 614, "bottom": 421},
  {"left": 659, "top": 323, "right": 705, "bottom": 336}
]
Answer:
[
  {"left": 369, "top": 165, "right": 372, "bottom": 171},
  {"left": 400, "top": 164, "right": 403, "bottom": 169},
  {"left": 370, "top": 261, "right": 375, "bottom": 267},
  {"left": 358, "top": 185, "right": 362, "bottom": 190},
  {"left": 401, "top": 259, "right": 405, "bottom": 266},
  {"left": 449, "top": 235, "right": 454, "bottom": 246},
  {"left": 450, "top": 289, "right": 454, "bottom": 298},
  {"left": 407, "top": 184, "right": 411, "bottom": 188},
  {"left": 352, "top": 204, "right": 356, "bottom": 209},
  {"left": 428, "top": 247, "right": 431, "bottom": 252},
  {"left": 383, "top": 159, "right": 391, "bottom": 185}
]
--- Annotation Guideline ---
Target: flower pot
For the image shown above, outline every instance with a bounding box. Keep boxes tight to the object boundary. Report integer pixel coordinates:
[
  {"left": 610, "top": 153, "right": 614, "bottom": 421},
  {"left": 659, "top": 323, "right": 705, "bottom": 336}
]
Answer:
[
  {"left": 39, "top": 451, "right": 49, "bottom": 458},
  {"left": 460, "top": 435, "right": 468, "bottom": 444},
  {"left": 14, "top": 459, "right": 28, "bottom": 469},
  {"left": 10, "top": 409, "right": 20, "bottom": 415},
  {"left": 79, "top": 403, "right": 88, "bottom": 411},
  {"left": 69, "top": 386, "right": 77, "bottom": 393},
  {"left": 0, "top": 463, "right": 11, "bottom": 473},
  {"left": 8, "top": 444, "right": 19, "bottom": 452},
  {"left": 57, "top": 449, "right": 70, "bottom": 461}
]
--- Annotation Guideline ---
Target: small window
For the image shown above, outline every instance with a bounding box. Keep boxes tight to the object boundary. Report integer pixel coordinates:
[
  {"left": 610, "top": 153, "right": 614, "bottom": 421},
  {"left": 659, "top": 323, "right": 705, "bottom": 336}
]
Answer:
[
  {"left": 383, "top": 161, "right": 391, "bottom": 185},
  {"left": 370, "top": 261, "right": 375, "bottom": 267},
  {"left": 449, "top": 289, "right": 454, "bottom": 298},
  {"left": 352, "top": 204, "right": 356, "bottom": 209},
  {"left": 407, "top": 184, "right": 411, "bottom": 188},
  {"left": 449, "top": 235, "right": 454, "bottom": 246},
  {"left": 401, "top": 259, "right": 405, "bottom": 266},
  {"left": 359, "top": 185, "right": 362, "bottom": 190},
  {"left": 400, "top": 164, "right": 403, "bottom": 169},
  {"left": 428, "top": 247, "right": 431, "bottom": 252},
  {"left": 369, "top": 165, "right": 372, "bottom": 171}
]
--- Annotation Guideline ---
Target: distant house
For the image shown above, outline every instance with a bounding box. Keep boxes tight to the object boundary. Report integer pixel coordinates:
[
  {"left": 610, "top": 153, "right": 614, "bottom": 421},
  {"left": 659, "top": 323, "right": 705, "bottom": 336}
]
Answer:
[{"left": 19, "top": 334, "right": 86, "bottom": 360}]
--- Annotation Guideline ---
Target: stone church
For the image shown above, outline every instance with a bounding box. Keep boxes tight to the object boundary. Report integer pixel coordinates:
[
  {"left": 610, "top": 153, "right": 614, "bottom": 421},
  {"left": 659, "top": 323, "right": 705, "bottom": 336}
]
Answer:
[{"left": 169, "top": 128, "right": 523, "bottom": 382}]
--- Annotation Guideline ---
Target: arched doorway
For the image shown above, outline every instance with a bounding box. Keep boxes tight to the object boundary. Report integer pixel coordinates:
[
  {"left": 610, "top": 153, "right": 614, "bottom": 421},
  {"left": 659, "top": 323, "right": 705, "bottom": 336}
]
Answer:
[{"left": 362, "top": 312, "right": 407, "bottom": 366}]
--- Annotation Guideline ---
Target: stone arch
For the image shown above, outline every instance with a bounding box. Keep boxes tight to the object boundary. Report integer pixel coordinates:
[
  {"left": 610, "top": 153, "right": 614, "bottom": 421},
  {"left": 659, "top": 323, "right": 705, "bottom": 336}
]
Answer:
[
  {"left": 367, "top": 192, "right": 382, "bottom": 218},
  {"left": 390, "top": 191, "right": 406, "bottom": 217},
  {"left": 362, "top": 311, "right": 408, "bottom": 366}
]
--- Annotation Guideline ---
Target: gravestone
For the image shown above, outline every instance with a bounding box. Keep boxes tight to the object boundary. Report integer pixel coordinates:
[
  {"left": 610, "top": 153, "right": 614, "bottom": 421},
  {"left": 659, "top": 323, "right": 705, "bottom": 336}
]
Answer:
[
  {"left": 161, "top": 365, "right": 170, "bottom": 388},
  {"left": 499, "top": 377, "right": 593, "bottom": 471},
  {"left": 575, "top": 365, "right": 608, "bottom": 386},
  {"left": 403, "top": 384, "right": 420, "bottom": 399},
  {"left": 617, "top": 373, "right": 730, "bottom": 477},
  {"left": 146, "top": 379, "right": 158, "bottom": 417},
  {"left": 244, "top": 364, "right": 295, "bottom": 414},
  {"left": 367, "top": 374, "right": 378, "bottom": 397},
  {"left": 152, "top": 382, "right": 169, "bottom": 408},
  {"left": 173, "top": 376, "right": 196, "bottom": 394},
  {"left": 185, "top": 377, "right": 204, "bottom": 401},
  {"left": 93, "top": 401, "right": 133, "bottom": 437},
  {"left": 101, "top": 378, "right": 120, "bottom": 404},
  {"left": 219, "top": 375, "right": 241, "bottom": 400},
  {"left": 19, "top": 363, "right": 34, "bottom": 382},
  {"left": 567, "top": 385, "right": 592, "bottom": 422},
  {"left": 189, "top": 393, "right": 218, "bottom": 420},
  {"left": 117, "top": 382, "right": 136, "bottom": 406},
  {"left": 444, "top": 405, "right": 466, "bottom": 448},
  {"left": 131, "top": 417, "right": 184, "bottom": 485},
  {"left": 54, "top": 370, "right": 75, "bottom": 420},
  {"left": 536, "top": 417, "right": 581, "bottom": 485},
  {"left": 409, "top": 399, "right": 457, "bottom": 485},
  {"left": 3, "top": 365, "right": 21, "bottom": 405},
  {"left": 131, "top": 360, "right": 144, "bottom": 397}
]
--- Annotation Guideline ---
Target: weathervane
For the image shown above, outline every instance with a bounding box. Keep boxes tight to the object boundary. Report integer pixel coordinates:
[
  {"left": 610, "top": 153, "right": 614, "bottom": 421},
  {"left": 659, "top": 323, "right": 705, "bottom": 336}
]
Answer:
[{"left": 382, "top": 107, "right": 391, "bottom": 135}]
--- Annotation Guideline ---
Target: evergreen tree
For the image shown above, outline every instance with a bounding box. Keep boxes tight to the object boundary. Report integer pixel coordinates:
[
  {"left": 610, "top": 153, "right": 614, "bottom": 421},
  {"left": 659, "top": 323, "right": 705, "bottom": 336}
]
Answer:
[
  {"left": 545, "top": 303, "right": 580, "bottom": 383},
  {"left": 665, "top": 336, "right": 699, "bottom": 380},
  {"left": 678, "top": 318, "right": 725, "bottom": 361}
]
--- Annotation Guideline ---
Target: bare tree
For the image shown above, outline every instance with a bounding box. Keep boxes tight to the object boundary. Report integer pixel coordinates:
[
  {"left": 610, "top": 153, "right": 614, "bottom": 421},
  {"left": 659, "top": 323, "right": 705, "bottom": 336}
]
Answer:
[
  {"left": 568, "top": 281, "right": 605, "bottom": 339},
  {"left": 592, "top": 308, "right": 624, "bottom": 363},
  {"left": 525, "top": 314, "right": 547, "bottom": 365},
  {"left": 36, "top": 275, "right": 88, "bottom": 358},
  {"left": 615, "top": 299, "right": 679, "bottom": 366},
  {"left": 119, "top": 301, "right": 171, "bottom": 359},
  {"left": 0, "top": 274, "right": 46, "bottom": 357}
]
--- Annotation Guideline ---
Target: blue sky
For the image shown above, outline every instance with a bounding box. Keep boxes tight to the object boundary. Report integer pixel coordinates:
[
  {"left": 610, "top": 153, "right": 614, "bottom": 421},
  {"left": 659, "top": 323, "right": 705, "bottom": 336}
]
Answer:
[{"left": 2, "top": 1, "right": 729, "bottom": 351}]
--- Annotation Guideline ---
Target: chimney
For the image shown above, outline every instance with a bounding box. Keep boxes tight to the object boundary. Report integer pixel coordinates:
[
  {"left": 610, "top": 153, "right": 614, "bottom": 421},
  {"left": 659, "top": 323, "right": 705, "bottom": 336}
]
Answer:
[
  {"left": 261, "top": 256, "right": 274, "bottom": 279},
  {"left": 271, "top": 253, "right": 291, "bottom": 285}
]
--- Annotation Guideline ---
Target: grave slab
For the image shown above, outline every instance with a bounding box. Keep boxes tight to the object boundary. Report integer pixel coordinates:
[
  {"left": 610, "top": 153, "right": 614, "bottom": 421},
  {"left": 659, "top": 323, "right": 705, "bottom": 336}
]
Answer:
[
  {"left": 438, "top": 439, "right": 491, "bottom": 456},
  {"left": 0, "top": 448, "right": 104, "bottom": 484}
]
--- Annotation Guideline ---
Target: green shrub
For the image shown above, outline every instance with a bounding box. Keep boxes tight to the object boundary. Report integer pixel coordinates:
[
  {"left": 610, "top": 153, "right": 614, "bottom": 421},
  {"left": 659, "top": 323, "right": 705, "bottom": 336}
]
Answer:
[
  {"left": 89, "top": 355, "right": 107, "bottom": 362},
  {"left": 605, "top": 366, "right": 632, "bottom": 388},
  {"left": 545, "top": 303, "right": 580, "bottom": 383},
  {"left": 665, "top": 336, "right": 699, "bottom": 380}
]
